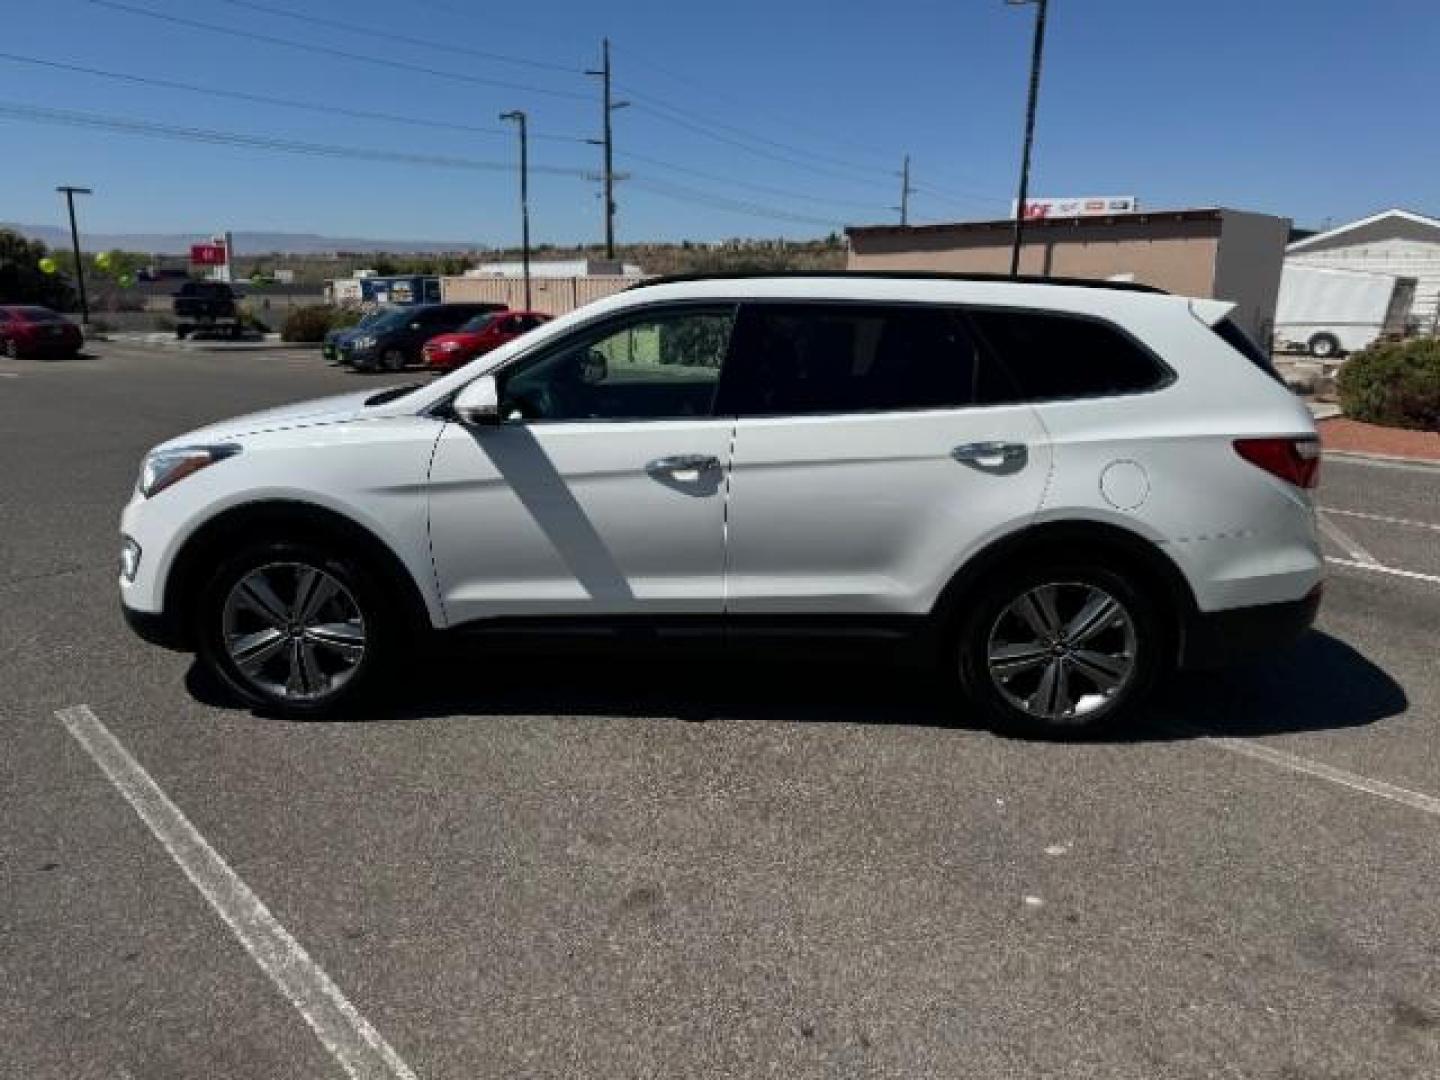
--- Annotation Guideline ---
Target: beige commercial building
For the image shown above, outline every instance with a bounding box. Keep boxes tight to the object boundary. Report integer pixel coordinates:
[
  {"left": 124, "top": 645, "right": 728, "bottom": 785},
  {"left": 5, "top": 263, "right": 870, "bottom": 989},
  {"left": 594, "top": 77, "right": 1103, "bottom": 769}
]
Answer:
[
  {"left": 847, "top": 208, "right": 1291, "bottom": 341},
  {"left": 441, "top": 274, "right": 640, "bottom": 317}
]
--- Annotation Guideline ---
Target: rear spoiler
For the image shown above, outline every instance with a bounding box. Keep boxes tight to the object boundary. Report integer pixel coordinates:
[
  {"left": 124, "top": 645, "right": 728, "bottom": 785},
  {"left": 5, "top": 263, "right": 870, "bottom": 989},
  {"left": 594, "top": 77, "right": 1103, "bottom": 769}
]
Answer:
[{"left": 1188, "top": 298, "right": 1236, "bottom": 327}]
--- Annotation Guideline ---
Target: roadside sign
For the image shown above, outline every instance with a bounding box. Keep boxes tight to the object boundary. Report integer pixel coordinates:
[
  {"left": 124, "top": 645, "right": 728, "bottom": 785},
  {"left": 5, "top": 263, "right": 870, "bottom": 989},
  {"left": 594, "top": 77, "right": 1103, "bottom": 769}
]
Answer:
[
  {"left": 1014, "top": 196, "right": 1138, "bottom": 219},
  {"left": 190, "top": 243, "right": 227, "bottom": 266}
]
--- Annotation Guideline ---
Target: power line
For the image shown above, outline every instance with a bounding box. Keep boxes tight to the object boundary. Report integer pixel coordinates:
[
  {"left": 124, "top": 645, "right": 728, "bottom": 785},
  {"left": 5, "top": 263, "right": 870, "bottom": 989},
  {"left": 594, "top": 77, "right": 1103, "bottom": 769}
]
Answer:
[
  {"left": 615, "top": 149, "right": 885, "bottom": 213},
  {"left": 210, "top": 0, "right": 581, "bottom": 75},
  {"left": 621, "top": 88, "right": 894, "bottom": 184},
  {"left": 0, "top": 52, "right": 591, "bottom": 144},
  {"left": 0, "top": 100, "right": 849, "bottom": 231},
  {"left": 627, "top": 177, "right": 848, "bottom": 229},
  {"left": 0, "top": 100, "right": 593, "bottom": 175},
  {"left": 75, "top": 0, "right": 592, "bottom": 101},
  {"left": 610, "top": 44, "right": 900, "bottom": 169}
]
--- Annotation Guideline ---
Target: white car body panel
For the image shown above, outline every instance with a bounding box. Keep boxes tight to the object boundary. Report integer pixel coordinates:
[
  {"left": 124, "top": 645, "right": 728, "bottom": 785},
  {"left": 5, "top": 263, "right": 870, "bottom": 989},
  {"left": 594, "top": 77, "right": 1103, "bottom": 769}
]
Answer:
[
  {"left": 119, "top": 274, "right": 1322, "bottom": 644},
  {"left": 427, "top": 418, "right": 733, "bottom": 621},
  {"left": 725, "top": 404, "right": 1051, "bottom": 613}
]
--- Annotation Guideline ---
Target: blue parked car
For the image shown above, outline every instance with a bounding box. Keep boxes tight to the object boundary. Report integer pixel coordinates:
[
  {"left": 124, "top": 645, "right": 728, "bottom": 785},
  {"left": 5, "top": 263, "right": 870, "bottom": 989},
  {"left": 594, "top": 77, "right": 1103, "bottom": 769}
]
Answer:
[{"left": 322, "top": 307, "right": 397, "bottom": 364}]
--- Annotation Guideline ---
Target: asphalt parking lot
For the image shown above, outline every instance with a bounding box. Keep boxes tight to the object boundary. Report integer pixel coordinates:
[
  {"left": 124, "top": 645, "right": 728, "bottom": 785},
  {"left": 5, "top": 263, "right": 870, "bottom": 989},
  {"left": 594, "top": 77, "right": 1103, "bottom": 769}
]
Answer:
[{"left": 2, "top": 339, "right": 1438, "bottom": 1079}]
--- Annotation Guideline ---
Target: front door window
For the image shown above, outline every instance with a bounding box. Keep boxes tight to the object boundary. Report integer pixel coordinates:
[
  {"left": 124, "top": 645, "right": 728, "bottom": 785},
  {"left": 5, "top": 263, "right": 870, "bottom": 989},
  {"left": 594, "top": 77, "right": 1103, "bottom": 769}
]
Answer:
[{"left": 499, "top": 307, "right": 736, "bottom": 422}]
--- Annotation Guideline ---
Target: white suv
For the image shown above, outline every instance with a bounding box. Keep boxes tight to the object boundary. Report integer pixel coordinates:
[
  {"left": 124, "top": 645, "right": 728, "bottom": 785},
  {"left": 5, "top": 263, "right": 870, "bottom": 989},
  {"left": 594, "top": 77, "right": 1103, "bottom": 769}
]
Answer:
[{"left": 120, "top": 274, "right": 1322, "bottom": 735}]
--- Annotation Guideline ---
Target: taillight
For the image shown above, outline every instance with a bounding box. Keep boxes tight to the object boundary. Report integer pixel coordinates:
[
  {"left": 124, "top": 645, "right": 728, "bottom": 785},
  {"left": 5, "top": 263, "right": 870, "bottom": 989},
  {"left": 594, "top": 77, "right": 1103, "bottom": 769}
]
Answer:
[{"left": 1234, "top": 436, "right": 1321, "bottom": 489}]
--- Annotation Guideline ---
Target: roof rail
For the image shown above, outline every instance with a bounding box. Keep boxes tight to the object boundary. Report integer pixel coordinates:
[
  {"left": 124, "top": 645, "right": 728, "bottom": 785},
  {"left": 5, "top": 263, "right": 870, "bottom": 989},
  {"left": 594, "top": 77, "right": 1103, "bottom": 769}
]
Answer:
[{"left": 627, "top": 270, "right": 1168, "bottom": 295}]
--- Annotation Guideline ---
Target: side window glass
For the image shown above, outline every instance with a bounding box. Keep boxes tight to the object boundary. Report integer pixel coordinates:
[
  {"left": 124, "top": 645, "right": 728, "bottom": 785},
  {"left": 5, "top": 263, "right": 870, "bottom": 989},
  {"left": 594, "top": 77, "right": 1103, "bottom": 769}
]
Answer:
[
  {"left": 500, "top": 307, "right": 735, "bottom": 422},
  {"left": 722, "top": 303, "right": 996, "bottom": 416},
  {"left": 967, "top": 309, "right": 1165, "bottom": 401}
]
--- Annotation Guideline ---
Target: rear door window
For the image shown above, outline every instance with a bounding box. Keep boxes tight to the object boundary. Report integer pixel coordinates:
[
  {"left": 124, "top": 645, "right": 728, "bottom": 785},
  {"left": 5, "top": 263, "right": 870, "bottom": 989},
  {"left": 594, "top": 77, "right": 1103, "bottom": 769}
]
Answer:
[
  {"left": 719, "top": 302, "right": 1010, "bottom": 416},
  {"left": 966, "top": 308, "right": 1168, "bottom": 401}
]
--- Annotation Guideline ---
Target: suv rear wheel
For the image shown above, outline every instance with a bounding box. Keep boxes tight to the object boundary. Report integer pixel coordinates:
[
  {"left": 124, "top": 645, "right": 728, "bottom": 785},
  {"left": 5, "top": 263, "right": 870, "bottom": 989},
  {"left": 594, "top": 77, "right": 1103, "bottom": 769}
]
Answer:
[
  {"left": 195, "top": 541, "right": 393, "bottom": 718},
  {"left": 954, "top": 561, "right": 1162, "bottom": 737}
]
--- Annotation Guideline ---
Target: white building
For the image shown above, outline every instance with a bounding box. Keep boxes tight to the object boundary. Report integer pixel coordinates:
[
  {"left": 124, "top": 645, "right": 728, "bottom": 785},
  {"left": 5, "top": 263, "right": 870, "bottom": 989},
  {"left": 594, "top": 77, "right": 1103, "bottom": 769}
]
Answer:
[
  {"left": 1286, "top": 209, "right": 1440, "bottom": 334},
  {"left": 464, "top": 258, "right": 644, "bottom": 278}
]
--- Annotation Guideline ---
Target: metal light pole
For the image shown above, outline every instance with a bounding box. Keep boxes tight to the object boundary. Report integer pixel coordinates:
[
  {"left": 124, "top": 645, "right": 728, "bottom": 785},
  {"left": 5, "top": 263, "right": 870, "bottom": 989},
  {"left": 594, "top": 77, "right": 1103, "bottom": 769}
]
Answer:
[
  {"left": 1006, "top": 0, "right": 1049, "bottom": 278},
  {"left": 56, "top": 185, "right": 93, "bottom": 324},
  {"left": 500, "top": 110, "right": 531, "bottom": 312}
]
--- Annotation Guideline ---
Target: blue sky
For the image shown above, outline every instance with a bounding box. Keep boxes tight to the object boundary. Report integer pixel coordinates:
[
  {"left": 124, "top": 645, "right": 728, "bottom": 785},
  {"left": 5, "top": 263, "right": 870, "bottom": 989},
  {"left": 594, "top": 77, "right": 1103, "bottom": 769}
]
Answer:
[{"left": 2, "top": 0, "right": 1436, "bottom": 246}]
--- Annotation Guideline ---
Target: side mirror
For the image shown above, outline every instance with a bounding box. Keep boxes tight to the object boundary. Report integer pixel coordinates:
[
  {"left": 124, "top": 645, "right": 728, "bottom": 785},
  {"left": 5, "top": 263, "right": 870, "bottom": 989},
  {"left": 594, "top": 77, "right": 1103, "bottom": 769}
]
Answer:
[{"left": 453, "top": 375, "right": 500, "bottom": 425}]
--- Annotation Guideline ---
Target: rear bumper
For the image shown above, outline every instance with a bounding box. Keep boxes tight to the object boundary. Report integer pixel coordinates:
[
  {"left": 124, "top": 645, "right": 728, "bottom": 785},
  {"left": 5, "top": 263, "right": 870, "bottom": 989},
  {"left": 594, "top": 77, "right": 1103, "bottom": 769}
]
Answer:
[{"left": 1178, "top": 584, "right": 1322, "bottom": 669}]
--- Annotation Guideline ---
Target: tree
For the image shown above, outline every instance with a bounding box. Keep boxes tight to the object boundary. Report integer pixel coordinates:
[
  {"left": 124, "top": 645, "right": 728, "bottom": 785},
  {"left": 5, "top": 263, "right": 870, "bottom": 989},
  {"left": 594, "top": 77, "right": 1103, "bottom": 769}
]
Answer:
[{"left": 0, "top": 229, "right": 76, "bottom": 310}]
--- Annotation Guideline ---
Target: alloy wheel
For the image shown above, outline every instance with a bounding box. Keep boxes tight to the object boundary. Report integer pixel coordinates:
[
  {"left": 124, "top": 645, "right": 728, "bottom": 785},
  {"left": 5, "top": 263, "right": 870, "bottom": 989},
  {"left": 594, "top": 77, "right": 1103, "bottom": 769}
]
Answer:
[
  {"left": 985, "top": 582, "right": 1137, "bottom": 724},
  {"left": 221, "top": 562, "right": 366, "bottom": 701}
]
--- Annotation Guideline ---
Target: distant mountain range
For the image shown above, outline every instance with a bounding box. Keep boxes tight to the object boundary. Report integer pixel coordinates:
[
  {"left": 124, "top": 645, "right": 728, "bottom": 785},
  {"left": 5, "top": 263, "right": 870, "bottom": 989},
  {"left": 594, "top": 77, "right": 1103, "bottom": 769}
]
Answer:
[{"left": 4, "top": 223, "right": 485, "bottom": 255}]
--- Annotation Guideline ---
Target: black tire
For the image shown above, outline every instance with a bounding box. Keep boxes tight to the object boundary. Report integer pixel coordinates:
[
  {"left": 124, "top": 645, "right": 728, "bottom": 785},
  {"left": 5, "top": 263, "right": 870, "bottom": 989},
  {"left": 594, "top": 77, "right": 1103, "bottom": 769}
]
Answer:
[
  {"left": 952, "top": 559, "right": 1164, "bottom": 739},
  {"left": 194, "top": 540, "right": 397, "bottom": 719},
  {"left": 3, "top": 337, "right": 18, "bottom": 359},
  {"left": 176, "top": 326, "right": 190, "bottom": 340},
  {"left": 1308, "top": 333, "right": 1341, "bottom": 359},
  {"left": 380, "top": 347, "right": 407, "bottom": 372}
]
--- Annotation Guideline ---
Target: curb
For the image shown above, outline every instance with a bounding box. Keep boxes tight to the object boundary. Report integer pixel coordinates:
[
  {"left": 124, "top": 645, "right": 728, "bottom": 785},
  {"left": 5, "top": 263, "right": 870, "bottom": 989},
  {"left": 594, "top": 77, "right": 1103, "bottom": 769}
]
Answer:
[{"left": 1323, "top": 449, "right": 1440, "bottom": 470}]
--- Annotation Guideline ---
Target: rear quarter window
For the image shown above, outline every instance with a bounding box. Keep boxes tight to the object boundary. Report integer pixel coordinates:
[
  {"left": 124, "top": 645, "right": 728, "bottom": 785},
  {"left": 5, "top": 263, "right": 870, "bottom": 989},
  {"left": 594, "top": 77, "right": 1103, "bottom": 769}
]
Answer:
[{"left": 967, "top": 308, "right": 1169, "bottom": 402}]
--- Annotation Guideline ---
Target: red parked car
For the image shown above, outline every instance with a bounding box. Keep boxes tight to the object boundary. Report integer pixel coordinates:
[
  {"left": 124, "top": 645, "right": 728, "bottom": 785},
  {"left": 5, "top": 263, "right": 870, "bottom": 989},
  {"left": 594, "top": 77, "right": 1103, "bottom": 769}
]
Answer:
[
  {"left": 0, "top": 305, "right": 83, "bottom": 358},
  {"left": 422, "top": 310, "right": 551, "bottom": 371}
]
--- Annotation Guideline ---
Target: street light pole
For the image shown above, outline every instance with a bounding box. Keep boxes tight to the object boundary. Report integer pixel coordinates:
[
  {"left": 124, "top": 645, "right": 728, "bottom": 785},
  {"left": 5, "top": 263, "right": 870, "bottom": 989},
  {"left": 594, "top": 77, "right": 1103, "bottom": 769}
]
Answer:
[
  {"left": 56, "top": 185, "right": 93, "bottom": 325},
  {"left": 500, "top": 110, "right": 531, "bottom": 312},
  {"left": 1006, "top": 0, "right": 1049, "bottom": 278}
]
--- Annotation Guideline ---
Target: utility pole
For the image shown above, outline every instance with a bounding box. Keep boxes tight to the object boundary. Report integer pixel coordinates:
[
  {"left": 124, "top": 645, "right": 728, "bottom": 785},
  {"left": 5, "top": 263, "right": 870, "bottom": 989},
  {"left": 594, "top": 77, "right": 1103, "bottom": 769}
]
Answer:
[
  {"left": 56, "top": 186, "right": 92, "bottom": 325},
  {"left": 1006, "top": 0, "right": 1050, "bottom": 278},
  {"left": 586, "top": 38, "right": 628, "bottom": 259},
  {"left": 895, "top": 154, "right": 914, "bottom": 226},
  {"left": 500, "top": 110, "right": 531, "bottom": 312}
]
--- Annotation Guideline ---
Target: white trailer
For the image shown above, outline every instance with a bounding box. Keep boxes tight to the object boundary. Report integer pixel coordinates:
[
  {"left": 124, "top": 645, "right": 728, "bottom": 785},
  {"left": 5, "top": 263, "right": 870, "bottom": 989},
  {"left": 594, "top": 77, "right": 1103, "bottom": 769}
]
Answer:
[{"left": 1274, "top": 263, "right": 1416, "bottom": 359}]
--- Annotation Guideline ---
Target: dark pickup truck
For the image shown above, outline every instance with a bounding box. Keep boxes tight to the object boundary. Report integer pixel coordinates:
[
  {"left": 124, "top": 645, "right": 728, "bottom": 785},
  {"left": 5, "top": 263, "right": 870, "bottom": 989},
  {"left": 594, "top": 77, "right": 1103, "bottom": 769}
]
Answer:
[{"left": 173, "top": 281, "right": 243, "bottom": 339}]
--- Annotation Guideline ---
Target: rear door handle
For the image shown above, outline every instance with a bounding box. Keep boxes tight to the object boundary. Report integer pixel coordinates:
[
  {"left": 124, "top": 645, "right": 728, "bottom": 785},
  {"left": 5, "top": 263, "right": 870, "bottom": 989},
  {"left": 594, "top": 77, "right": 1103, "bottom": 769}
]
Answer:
[
  {"left": 951, "top": 441, "right": 1027, "bottom": 467},
  {"left": 646, "top": 454, "right": 720, "bottom": 475}
]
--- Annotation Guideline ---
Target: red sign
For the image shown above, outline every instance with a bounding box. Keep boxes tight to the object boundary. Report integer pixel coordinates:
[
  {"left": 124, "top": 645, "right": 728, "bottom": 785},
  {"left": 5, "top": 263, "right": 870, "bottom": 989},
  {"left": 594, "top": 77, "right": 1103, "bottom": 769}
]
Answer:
[{"left": 190, "top": 243, "right": 227, "bottom": 266}]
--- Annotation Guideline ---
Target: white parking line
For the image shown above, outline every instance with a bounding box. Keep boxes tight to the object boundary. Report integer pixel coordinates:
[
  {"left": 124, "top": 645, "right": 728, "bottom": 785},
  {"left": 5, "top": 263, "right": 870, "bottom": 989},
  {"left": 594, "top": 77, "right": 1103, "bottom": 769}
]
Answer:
[
  {"left": 1320, "top": 506, "right": 1440, "bottom": 534},
  {"left": 1201, "top": 734, "right": 1440, "bottom": 819},
  {"left": 54, "top": 705, "right": 418, "bottom": 1080},
  {"left": 1317, "top": 513, "right": 1381, "bottom": 566},
  {"left": 1326, "top": 557, "right": 1440, "bottom": 586}
]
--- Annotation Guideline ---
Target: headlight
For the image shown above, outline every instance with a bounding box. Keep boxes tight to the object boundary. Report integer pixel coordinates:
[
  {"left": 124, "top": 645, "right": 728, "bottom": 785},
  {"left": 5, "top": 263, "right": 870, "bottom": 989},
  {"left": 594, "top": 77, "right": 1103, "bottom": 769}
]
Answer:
[
  {"left": 352, "top": 334, "right": 377, "bottom": 350},
  {"left": 139, "top": 444, "right": 241, "bottom": 498}
]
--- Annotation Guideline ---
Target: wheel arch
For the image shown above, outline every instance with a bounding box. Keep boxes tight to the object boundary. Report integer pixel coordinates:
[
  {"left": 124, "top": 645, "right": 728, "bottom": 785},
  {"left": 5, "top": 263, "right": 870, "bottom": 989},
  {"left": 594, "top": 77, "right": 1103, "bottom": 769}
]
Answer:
[
  {"left": 930, "top": 518, "right": 1200, "bottom": 666},
  {"left": 164, "top": 499, "right": 436, "bottom": 648}
]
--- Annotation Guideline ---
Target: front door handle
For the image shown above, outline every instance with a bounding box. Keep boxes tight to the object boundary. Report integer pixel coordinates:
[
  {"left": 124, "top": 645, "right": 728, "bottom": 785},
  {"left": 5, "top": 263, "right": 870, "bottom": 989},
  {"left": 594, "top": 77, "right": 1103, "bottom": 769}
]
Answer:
[
  {"left": 646, "top": 454, "right": 720, "bottom": 475},
  {"left": 951, "top": 441, "right": 1027, "bottom": 467}
]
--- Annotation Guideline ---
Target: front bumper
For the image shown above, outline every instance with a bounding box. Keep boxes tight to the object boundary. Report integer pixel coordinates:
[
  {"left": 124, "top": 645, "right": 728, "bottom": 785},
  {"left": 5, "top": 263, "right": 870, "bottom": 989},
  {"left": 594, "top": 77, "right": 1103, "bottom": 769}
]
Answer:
[{"left": 1177, "top": 584, "right": 1322, "bottom": 669}]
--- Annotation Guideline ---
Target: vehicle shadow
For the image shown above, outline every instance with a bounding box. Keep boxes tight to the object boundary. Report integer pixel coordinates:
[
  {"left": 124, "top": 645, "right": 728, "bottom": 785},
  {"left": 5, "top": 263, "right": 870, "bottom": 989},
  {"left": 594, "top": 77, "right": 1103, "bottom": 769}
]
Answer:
[{"left": 186, "top": 630, "right": 1407, "bottom": 740}]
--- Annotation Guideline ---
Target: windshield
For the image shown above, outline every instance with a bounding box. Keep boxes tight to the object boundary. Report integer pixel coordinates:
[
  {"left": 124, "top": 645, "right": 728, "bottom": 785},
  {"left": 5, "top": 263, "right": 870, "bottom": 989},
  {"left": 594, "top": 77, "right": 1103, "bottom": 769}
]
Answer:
[
  {"left": 18, "top": 307, "right": 62, "bottom": 321},
  {"left": 367, "top": 309, "right": 416, "bottom": 332},
  {"left": 459, "top": 313, "right": 497, "bottom": 333},
  {"left": 356, "top": 307, "right": 395, "bottom": 329}
]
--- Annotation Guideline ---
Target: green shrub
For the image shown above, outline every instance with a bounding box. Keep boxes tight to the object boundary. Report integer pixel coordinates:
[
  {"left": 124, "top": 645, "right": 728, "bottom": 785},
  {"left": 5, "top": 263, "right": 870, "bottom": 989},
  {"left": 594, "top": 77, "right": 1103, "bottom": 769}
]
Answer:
[
  {"left": 327, "top": 305, "right": 365, "bottom": 331},
  {"left": 282, "top": 304, "right": 340, "bottom": 343},
  {"left": 235, "top": 302, "right": 270, "bottom": 334},
  {"left": 1337, "top": 337, "right": 1440, "bottom": 432}
]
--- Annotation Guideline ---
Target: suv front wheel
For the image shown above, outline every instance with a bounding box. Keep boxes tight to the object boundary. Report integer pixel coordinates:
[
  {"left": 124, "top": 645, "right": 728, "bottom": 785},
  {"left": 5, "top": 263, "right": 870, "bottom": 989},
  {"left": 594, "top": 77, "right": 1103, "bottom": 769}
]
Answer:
[
  {"left": 196, "top": 541, "right": 392, "bottom": 718},
  {"left": 954, "top": 562, "right": 1162, "bottom": 737}
]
